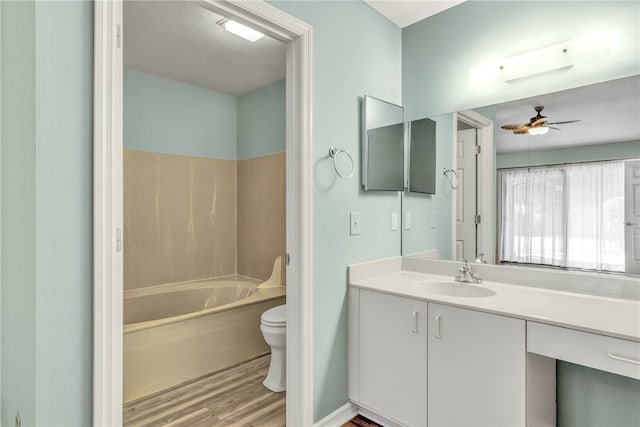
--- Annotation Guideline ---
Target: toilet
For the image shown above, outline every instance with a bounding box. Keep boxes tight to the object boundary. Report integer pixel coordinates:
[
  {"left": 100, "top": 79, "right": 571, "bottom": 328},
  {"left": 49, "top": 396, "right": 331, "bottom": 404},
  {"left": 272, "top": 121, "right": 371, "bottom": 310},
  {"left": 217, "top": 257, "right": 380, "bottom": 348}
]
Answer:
[{"left": 260, "top": 304, "right": 286, "bottom": 392}]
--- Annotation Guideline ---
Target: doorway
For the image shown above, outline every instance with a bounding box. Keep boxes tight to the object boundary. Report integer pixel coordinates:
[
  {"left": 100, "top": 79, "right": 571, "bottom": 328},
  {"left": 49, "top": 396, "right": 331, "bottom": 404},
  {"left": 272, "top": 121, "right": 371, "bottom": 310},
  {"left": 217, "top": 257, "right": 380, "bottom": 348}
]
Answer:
[
  {"left": 93, "top": 1, "right": 313, "bottom": 425},
  {"left": 453, "top": 110, "right": 494, "bottom": 262}
]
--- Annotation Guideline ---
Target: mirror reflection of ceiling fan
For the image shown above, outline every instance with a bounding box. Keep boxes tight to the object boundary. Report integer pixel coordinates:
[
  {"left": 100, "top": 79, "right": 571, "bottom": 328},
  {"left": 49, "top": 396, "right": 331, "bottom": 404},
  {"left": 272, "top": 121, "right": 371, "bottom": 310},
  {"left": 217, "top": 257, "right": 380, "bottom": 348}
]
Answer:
[{"left": 501, "top": 106, "right": 581, "bottom": 135}]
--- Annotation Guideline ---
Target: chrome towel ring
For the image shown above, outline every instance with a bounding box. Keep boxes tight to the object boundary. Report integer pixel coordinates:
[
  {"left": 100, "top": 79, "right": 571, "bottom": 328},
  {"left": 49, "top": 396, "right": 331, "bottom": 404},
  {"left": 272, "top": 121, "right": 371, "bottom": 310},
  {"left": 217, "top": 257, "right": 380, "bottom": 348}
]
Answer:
[
  {"left": 443, "top": 168, "right": 459, "bottom": 189},
  {"left": 329, "top": 146, "right": 355, "bottom": 179}
]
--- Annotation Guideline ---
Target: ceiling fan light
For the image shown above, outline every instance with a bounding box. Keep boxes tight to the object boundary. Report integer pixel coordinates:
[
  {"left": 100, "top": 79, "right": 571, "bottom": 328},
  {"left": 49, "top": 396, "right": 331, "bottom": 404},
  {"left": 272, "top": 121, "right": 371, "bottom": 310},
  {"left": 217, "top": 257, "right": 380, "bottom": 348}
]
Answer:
[{"left": 528, "top": 126, "right": 549, "bottom": 136}]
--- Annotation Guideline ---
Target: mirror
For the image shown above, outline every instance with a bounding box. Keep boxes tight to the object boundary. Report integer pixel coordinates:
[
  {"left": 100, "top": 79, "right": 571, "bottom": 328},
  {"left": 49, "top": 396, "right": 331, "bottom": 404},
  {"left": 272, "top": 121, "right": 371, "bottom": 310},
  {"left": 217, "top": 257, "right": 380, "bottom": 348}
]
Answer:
[
  {"left": 362, "top": 95, "right": 405, "bottom": 191},
  {"left": 408, "top": 118, "right": 437, "bottom": 194},
  {"left": 361, "top": 97, "right": 438, "bottom": 193},
  {"left": 403, "top": 75, "right": 640, "bottom": 277}
]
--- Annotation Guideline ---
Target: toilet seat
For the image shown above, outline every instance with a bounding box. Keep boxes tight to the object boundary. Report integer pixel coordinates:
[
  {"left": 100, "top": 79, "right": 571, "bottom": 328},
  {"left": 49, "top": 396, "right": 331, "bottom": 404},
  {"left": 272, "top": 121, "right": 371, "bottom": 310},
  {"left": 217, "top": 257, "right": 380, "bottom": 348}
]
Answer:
[{"left": 261, "top": 304, "right": 286, "bottom": 327}]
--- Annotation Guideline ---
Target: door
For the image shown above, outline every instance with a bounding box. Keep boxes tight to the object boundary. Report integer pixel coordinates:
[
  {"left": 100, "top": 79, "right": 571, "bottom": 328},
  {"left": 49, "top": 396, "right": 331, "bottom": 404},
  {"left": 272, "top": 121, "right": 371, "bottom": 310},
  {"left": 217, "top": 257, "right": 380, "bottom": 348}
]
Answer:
[
  {"left": 428, "top": 303, "right": 526, "bottom": 426},
  {"left": 625, "top": 159, "right": 640, "bottom": 274},
  {"left": 358, "top": 290, "right": 428, "bottom": 426},
  {"left": 456, "top": 128, "right": 477, "bottom": 261}
]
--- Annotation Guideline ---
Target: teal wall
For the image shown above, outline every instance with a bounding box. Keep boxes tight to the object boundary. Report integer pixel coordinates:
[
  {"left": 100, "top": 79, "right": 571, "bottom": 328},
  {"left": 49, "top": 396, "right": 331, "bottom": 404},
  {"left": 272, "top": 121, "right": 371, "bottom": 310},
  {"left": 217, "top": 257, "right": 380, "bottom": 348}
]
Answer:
[
  {"left": 1, "top": 2, "right": 37, "bottom": 425},
  {"left": 237, "top": 79, "right": 286, "bottom": 159},
  {"left": 1, "top": 1, "right": 93, "bottom": 425},
  {"left": 557, "top": 362, "right": 640, "bottom": 426},
  {"left": 403, "top": 1, "right": 640, "bottom": 119},
  {"left": 124, "top": 68, "right": 238, "bottom": 159},
  {"left": 33, "top": 2, "right": 93, "bottom": 424},
  {"left": 402, "top": 113, "right": 454, "bottom": 257},
  {"left": 403, "top": 2, "right": 640, "bottom": 424},
  {"left": 125, "top": 69, "right": 285, "bottom": 160},
  {"left": 270, "top": 1, "right": 402, "bottom": 420},
  {"left": 497, "top": 139, "right": 640, "bottom": 169}
]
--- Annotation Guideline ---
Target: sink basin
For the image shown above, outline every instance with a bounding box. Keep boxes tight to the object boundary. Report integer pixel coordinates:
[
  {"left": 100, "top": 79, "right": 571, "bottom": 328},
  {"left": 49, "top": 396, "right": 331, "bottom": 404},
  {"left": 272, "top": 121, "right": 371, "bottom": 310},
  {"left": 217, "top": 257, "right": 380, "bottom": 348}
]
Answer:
[{"left": 414, "top": 281, "right": 496, "bottom": 298}]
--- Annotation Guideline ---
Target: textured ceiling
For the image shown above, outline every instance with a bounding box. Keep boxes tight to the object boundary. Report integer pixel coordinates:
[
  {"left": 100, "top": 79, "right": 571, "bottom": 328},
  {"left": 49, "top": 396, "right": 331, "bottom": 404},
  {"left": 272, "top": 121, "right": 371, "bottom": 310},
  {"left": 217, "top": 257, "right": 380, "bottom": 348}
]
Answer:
[
  {"left": 123, "top": 1, "right": 286, "bottom": 96},
  {"left": 363, "top": 0, "right": 466, "bottom": 28},
  {"left": 495, "top": 75, "right": 640, "bottom": 154}
]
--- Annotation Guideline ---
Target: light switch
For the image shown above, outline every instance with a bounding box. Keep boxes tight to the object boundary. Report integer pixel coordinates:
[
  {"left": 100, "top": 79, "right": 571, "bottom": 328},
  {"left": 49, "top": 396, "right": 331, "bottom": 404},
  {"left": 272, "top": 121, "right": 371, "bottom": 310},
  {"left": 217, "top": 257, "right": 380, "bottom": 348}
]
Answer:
[
  {"left": 431, "top": 211, "right": 438, "bottom": 229},
  {"left": 350, "top": 212, "right": 361, "bottom": 236},
  {"left": 390, "top": 212, "right": 398, "bottom": 231},
  {"left": 404, "top": 212, "right": 412, "bottom": 230}
]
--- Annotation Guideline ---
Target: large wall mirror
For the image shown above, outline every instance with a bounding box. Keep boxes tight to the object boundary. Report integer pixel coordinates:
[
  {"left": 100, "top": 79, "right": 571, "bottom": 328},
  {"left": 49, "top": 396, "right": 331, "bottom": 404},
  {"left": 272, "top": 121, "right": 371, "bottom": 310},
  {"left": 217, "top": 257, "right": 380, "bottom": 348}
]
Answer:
[{"left": 403, "top": 74, "right": 640, "bottom": 277}]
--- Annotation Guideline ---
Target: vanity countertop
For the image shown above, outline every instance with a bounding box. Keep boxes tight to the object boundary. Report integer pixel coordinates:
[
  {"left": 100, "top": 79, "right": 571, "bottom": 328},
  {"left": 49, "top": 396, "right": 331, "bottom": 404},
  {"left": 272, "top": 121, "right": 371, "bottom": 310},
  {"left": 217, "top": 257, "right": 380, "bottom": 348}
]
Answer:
[{"left": 350, "top": 269, "right": 640, "bottom": 342}]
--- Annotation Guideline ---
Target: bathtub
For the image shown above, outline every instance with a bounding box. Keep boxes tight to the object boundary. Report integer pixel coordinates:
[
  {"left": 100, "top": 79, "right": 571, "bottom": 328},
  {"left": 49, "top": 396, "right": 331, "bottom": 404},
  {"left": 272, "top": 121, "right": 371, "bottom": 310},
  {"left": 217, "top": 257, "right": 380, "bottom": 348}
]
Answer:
[{"left": 123, "top": 275, "right": 285, "bottom": 403}]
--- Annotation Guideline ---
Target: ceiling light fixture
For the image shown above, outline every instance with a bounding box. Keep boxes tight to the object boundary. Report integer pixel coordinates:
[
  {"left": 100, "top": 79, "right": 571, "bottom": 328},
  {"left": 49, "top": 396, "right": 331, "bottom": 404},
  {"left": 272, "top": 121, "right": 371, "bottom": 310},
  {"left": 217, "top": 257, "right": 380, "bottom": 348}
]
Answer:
[
  {"left": 528, "top": 126, "right": 549, "bottom": 136},
  {"left": 218, "top": 18, "right": 264, "bottom": 43}
]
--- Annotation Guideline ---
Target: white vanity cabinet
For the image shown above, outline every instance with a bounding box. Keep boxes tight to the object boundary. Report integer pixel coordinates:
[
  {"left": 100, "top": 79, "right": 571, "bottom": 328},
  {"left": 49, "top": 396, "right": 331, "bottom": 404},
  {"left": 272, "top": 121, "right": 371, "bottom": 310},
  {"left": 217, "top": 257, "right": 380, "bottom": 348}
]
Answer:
[
  {"left": 349, "top": 288, "right": 428, "bottom": 426},
  {"left": 427, "top": 303, "right": 526, "bottom": 426}
]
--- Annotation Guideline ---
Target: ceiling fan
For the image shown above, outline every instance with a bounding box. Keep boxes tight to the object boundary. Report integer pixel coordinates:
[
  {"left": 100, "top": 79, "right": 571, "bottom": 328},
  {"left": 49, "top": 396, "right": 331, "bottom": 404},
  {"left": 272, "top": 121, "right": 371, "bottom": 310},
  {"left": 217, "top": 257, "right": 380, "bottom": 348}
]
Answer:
[{"left": 501, "top": 106, "right": 581, "bottom": 135}]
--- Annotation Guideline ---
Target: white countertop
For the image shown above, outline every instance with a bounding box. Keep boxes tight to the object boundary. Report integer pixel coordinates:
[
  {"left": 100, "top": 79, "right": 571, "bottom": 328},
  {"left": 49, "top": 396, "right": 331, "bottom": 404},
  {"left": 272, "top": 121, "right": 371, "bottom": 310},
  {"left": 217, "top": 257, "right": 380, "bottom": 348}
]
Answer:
[{"left": 350, "top": 269, "right": 640, "bottom": 342}]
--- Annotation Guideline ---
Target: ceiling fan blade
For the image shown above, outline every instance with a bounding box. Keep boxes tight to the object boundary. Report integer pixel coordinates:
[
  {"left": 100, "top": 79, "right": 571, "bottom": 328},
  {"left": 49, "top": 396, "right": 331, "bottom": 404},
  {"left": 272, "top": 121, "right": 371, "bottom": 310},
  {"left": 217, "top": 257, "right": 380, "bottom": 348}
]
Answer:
[
  {"left": 531, "top": 117, "right": 548, "bottom": 127},
  {"left": 513, "top": 128, "right": 529, "bottom": 134},
  {"left": 546, "top": 120, "right": 581, "bottom": 125},
  {"left": 548, "top": 126, "right": 561, "bottom": 130},
  {"left": 501, "top": 123, "right": 527, "bottom": 130}
]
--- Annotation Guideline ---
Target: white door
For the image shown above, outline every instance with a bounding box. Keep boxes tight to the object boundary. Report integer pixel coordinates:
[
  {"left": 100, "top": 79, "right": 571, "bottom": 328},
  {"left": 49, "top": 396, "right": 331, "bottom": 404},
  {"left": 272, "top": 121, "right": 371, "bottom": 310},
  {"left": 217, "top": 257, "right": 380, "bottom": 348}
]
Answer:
[
  {"left": 358, "top": 290, "right": 428, "bottom": 426},
  {"left": 428, "top": 303, "right": 526, "bottom": 426},
  {"left": 625, "top": 159, "right": 640, "bottom": 274},
  {"left": 456, "top": 128, "right": 477, "bottom": 261}
]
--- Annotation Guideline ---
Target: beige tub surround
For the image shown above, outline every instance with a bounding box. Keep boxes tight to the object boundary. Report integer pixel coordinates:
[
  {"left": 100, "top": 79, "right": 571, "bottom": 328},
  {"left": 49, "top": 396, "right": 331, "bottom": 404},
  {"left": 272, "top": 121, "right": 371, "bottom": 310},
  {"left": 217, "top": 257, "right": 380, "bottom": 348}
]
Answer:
[
  {"left": 237, "top": 152, "right": 286, "bottom": 283},
  {"left": 258, "top": 255, "right": 285, "bottom": 289},
  {"left": 124, "top": 149, "right": 237, "bottom": 289}
]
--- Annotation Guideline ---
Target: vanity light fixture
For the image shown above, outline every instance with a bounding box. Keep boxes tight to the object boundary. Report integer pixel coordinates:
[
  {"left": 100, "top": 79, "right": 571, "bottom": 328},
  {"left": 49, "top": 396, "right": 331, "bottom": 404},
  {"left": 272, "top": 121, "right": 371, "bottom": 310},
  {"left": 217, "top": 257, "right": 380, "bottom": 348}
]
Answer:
[
  {"left": 528, "top": 126, "right": 549, "bottom": 136},
  {"left": 470, "top": 31, "right": 613, "bottom": 86},
  {"left": 218, "top": 18, "right": 264, "bottom": 42}
]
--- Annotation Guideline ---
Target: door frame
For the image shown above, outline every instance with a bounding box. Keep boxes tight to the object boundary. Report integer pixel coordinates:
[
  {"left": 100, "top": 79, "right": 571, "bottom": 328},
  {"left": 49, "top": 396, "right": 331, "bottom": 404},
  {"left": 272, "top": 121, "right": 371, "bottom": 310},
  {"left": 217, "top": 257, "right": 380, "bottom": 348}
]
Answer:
[
  {"left": 453, "top": 110, "right": 494, "bottom": 262},
  {"left": 93, "top": 1, "right": 314, "bottom": 425}
]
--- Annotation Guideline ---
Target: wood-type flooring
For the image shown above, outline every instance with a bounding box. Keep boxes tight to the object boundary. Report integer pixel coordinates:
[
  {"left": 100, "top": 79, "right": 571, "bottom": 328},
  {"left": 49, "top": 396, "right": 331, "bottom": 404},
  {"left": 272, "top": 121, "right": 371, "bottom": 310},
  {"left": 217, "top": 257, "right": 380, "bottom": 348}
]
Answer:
[{"left": 124, "top": 355, "right": 284, "bottom": 426}]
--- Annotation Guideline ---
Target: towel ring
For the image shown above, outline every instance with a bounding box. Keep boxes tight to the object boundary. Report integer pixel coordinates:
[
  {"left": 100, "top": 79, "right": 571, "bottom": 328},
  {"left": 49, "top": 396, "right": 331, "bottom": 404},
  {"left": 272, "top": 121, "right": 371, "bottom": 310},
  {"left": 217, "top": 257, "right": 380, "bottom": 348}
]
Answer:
[
  {"left": 443, "top": 168, "right": 458, "bottom": 189},
  {"left": 329, "top": 146, "right": 355, "bottom": 179}
]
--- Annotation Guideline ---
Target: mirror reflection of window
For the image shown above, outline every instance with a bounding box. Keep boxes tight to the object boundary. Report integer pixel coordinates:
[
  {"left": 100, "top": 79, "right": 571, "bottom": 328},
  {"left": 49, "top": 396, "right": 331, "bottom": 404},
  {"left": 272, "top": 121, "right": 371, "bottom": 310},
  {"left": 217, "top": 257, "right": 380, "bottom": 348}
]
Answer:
[{"left": 498, "top": 159, "right": 631, "bottom": 273}]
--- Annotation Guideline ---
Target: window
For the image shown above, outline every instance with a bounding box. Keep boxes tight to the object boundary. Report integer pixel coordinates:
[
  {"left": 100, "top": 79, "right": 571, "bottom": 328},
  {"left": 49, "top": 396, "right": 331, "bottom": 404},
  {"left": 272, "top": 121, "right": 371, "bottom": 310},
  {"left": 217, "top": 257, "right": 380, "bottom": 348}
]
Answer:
[{"left": 498, "top": 160, "right": 625, "bottom": 272}]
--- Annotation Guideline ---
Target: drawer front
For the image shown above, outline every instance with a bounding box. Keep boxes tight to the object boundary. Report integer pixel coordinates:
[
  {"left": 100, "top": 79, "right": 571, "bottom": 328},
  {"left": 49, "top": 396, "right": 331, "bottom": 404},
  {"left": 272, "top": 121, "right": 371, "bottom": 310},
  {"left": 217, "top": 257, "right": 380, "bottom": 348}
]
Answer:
[{"left": 527, "top": 322, "right": 640, "bottom": 380}]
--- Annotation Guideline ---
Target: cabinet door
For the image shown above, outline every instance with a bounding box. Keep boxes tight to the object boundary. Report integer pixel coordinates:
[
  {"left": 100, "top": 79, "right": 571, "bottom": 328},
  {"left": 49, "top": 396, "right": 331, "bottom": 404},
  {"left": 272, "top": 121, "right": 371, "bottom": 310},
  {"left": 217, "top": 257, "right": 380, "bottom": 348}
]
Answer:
[
  {"left": 428, "top": 303, "right": 525, "bottom": 426},
  {"left": 359, "top": 290, "right": 428, "bottom": 426}
]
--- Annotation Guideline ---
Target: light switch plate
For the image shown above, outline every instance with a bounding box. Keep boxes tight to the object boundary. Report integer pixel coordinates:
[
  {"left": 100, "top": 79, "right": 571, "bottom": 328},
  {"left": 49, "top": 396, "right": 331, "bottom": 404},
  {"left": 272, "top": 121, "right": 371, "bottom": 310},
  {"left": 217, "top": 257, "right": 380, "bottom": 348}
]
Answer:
[
  {"left": 404, "top": 212, "right": 412, "bottom": 230},
  {"left": 350, "top": 212, "right": 361, "bottom": 235},
  {"left": 390, "top": 212, "right": 398, "bottom": 231},
  {"left": 430, "top": 211, "right": 437, "bottom": 229}
]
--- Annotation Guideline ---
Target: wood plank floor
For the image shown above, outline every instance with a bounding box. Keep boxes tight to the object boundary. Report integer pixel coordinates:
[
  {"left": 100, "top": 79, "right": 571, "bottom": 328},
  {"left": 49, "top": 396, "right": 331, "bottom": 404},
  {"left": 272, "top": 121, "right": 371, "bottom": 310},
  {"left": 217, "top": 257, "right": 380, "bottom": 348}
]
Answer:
[
  {"left": 124, "top": 355, "right": 285, "bottom": 427},
  {"left": 341, "top": 415, "right": 382, "bottom": 427}
]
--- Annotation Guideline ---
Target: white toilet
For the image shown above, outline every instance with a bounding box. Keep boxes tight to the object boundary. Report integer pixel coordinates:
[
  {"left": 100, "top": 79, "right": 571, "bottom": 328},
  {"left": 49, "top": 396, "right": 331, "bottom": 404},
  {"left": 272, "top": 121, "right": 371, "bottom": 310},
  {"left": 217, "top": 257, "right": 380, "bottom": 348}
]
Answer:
[{"left": 260, "top": 304, "right": 286, "bottom": 392}]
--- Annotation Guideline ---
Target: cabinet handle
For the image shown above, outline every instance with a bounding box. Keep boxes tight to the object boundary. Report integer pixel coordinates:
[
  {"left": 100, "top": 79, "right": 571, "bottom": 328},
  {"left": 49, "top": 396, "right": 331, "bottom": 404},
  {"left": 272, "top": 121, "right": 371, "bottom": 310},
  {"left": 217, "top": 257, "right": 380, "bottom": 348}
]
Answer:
[
  {"left": 411, "top": 311, "right": 418, "bottom": 333},
  {"left": 608, "top": 352, "right": 640, "bottom": 365},
  {"left": 435, "top": 315, "right": 442, "bottom": 339}
]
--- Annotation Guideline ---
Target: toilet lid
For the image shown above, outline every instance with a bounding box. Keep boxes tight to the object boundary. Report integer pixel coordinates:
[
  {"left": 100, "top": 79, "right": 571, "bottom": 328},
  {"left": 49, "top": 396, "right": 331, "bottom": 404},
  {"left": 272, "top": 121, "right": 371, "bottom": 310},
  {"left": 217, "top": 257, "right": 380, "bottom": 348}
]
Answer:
[{"left": 261, "top": 304, "right": 286, "bottom": 326}]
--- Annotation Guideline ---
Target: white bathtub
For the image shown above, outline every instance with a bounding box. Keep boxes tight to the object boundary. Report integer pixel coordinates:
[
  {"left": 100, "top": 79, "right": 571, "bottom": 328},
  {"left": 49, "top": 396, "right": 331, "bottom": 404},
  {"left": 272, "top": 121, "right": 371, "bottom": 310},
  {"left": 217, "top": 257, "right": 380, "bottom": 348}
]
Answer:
[{"left": 123, "top": 275, "right": 285, "bottom": 402}]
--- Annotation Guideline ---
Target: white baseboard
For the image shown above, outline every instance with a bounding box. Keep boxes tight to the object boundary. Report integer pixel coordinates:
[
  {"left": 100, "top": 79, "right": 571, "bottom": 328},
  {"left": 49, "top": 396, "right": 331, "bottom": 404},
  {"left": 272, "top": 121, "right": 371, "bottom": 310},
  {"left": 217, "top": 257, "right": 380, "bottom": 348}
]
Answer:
[
  {"left": 357, "top": 405, "right": 406, "bottom": 427},
  {"left": 313, "top": 402, "right": 359, "bottom": 427}
]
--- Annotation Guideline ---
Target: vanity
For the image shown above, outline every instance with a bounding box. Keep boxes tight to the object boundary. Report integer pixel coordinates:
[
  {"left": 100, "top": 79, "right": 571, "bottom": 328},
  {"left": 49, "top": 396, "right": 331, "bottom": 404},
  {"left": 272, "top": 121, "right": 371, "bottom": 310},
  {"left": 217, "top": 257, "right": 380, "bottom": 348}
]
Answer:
[{"left": 348, "top": 257, "right": 640, "bottom": 427}]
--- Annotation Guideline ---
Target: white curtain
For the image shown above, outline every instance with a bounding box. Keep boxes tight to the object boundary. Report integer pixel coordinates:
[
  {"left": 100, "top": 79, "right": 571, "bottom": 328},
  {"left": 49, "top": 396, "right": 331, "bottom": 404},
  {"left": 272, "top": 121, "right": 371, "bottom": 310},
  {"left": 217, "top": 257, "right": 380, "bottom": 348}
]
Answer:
[
  {"left": 498, "top": 160, "right": 625, "bottom": 272},
  {"left": 564, "top": 162, "right": 625, "bottom": 271}
]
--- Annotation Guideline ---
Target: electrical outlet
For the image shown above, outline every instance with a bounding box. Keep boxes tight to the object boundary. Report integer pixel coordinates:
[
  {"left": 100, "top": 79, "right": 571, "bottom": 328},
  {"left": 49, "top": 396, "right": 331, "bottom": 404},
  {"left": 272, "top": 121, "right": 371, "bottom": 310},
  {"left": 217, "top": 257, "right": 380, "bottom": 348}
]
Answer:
[
  {"left": 404, "top": 212, "right": 412, "bottom": 230},
  {"left": 390, "top": 212, "right": 398, "bottom": 231},
  {"left": 350, "top": 212, "right": 361, "bottom": 235},
  {"left": 430, "top": 211, "right": 438, "bottom": 229}
]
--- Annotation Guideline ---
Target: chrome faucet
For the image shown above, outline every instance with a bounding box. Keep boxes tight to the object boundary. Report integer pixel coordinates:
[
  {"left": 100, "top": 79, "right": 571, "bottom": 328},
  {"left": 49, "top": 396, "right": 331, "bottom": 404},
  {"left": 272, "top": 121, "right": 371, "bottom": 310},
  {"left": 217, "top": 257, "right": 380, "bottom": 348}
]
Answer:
[
  {"left": 475, "top": 253, "right": 487, "bottom": 264},
  {"left": 455, "top": 259, "right": 482, "bottom": 284}
]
